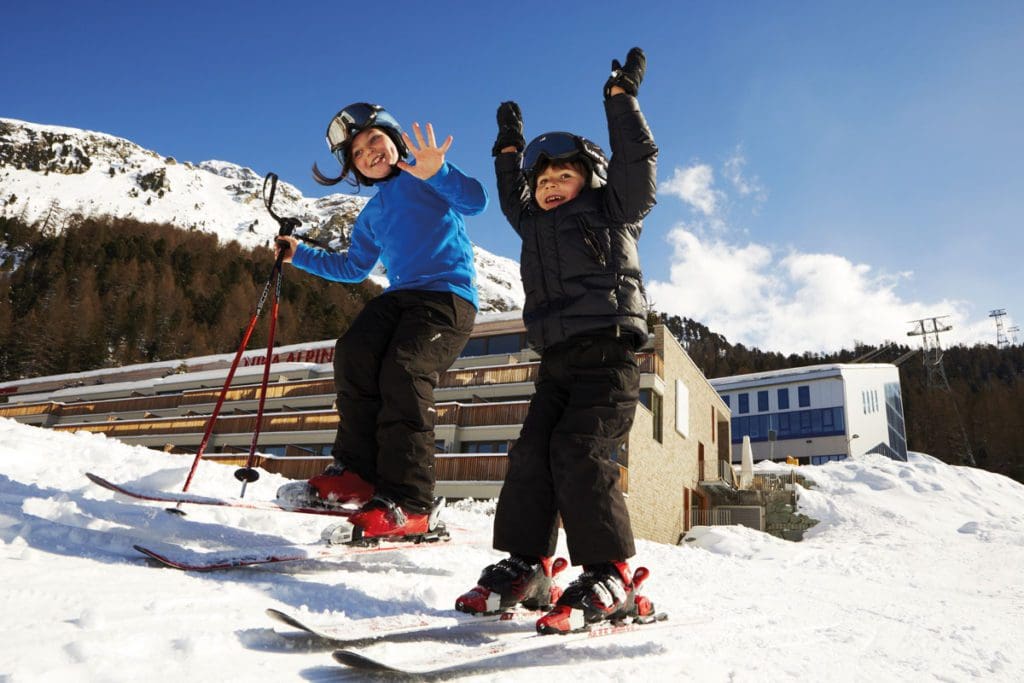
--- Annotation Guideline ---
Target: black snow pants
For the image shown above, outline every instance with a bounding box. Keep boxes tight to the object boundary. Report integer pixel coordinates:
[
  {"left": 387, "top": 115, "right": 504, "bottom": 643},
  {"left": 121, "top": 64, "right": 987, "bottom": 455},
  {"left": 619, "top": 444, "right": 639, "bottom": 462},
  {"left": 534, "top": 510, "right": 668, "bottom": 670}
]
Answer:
[
  {"left": 493, "top": 330, "right": 639, "bottom": 566},
  {"left": 331, "top": 290, "right": 476, "bottom": 513}
]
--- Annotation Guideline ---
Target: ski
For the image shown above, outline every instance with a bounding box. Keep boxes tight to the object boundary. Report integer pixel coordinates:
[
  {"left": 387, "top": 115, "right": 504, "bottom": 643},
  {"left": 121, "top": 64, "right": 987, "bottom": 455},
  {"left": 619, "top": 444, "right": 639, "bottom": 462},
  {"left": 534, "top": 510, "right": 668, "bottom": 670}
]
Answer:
[
  {"left": 133, "top": 530, "right": 452, "bottom": 571},
  {"left": 332, "top": 613, "right": 683, "bottom": 676},
  {"left": 266, "top": 607, "right": 540, "bottom": 647},
  {"left": 86, "top": 472, "right": 359, "bottom": 517}
]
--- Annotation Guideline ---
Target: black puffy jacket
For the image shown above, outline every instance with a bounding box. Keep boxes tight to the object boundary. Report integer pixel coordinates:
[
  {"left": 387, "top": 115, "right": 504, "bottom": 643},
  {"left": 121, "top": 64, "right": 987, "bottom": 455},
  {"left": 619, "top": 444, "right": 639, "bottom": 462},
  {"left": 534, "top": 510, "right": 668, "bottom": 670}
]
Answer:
[{"left": 495, "top": 94, "right": 658, "bottom": 352}]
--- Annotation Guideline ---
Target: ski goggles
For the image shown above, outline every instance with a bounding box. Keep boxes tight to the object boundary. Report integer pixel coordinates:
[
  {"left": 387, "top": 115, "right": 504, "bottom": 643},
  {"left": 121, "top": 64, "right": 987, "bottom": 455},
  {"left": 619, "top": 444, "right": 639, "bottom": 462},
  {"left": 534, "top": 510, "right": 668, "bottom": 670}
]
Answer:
[
  {"left": 325, "top": 103, "right": 400, "bottom": 153},
  {"left": 522, "top": 132, "right": 583, "bottom": 174}
]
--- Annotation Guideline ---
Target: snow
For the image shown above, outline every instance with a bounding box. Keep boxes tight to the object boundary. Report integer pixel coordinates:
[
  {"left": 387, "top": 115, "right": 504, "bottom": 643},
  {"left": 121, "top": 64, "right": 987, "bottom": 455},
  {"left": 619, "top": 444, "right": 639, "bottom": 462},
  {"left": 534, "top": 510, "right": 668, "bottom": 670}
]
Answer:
[{"left": 2, "top": 417, "right": 1022, "bottom": 681}]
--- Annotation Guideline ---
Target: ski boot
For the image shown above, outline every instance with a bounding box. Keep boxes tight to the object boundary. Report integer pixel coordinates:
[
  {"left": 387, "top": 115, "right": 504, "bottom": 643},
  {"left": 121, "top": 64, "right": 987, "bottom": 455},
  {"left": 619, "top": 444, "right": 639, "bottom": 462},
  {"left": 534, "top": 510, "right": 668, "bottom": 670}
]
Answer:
[
  {"left": 322, "top": 495, "right": 448, "bottom": 546},
  {"left": 535, "top": 562, "right": 655, "bottom": 635},
  {"left": 455, "top": 555, "right": 568, "bottom": 615},
  {"left": 276, "top": 464, "right": 374, "bottom": 510}
]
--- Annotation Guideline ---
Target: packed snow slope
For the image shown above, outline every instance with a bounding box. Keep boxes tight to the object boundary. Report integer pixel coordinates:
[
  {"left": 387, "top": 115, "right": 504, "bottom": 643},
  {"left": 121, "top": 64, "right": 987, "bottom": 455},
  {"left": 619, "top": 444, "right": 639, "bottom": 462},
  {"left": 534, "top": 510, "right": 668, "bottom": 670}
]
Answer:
[{"left": 1, "top": 417, "right": 1022, "bottom": 681}]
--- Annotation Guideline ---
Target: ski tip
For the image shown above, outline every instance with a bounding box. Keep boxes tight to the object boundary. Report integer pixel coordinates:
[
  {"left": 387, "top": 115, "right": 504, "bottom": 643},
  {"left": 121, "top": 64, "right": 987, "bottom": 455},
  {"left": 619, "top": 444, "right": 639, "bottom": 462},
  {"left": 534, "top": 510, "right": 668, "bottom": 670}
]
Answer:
[
  {"left": 265, "top": 608, "right": 307, "bottom": 631},
  {"left": 265, "top": 607, "right": 287, "bottom": 621},
  {"left": 332, "top": 649, "right": 402, "bottom": 673},
  {"left": 132, "top": 544, "right": 169, "bottom": 566}
]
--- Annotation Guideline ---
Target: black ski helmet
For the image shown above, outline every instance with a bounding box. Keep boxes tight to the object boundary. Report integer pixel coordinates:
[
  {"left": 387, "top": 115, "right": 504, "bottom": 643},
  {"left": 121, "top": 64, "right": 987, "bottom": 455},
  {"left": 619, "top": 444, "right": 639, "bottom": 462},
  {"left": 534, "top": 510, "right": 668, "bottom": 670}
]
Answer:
[
  {"left": 522, "top": 132, "right": 608, "bottom": 189},
  {"left": 312, "top": 102, "right": 409, "bottom": 187}
]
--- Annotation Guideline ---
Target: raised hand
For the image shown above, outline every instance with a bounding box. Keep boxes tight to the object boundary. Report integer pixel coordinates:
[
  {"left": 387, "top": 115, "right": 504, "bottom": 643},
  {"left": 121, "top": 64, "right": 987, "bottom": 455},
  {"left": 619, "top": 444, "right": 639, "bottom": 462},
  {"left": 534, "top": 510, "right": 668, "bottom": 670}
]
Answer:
[
  {"left": 397, "top": 122, "right": 452, "bottom": 180},
  {"left": 604, "top": 47, "right": 646, "bottom": 99},
  {"left": 492, "top": 101, "right": 525, "bottom": 156}
]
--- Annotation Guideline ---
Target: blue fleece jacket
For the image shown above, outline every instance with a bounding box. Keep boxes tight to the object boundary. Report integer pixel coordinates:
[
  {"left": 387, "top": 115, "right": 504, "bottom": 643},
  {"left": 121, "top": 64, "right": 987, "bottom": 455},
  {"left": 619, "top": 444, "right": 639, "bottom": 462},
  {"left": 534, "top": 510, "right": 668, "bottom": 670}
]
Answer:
[{"left": 291, "top": 161, "right": 486, "bottom": 309}]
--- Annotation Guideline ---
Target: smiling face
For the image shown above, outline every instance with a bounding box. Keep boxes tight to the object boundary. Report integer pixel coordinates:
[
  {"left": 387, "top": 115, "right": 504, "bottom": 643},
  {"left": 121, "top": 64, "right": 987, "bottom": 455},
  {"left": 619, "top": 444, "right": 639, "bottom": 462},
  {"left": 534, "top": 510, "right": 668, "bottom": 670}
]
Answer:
[
  {"left": 533, "top": 161, "right": 587, "bottom": 211},
  {"left": 348, "top": 126, "right": 400, "bottom": 180}
]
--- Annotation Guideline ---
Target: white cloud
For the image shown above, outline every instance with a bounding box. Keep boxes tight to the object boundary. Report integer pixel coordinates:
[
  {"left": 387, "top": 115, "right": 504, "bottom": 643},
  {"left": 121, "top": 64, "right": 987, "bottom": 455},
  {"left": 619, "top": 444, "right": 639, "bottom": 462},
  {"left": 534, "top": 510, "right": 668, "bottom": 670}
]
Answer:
[
  {"left": 650, "top": 151, "right": 996, "bottom": 353},
  {"left": 659, "top": 164, "right": 722, "bottom": 216},
  {"left": 723, "top": 150, "right": 765, "bottom": 201},
  {"left": 646, "top": 227, "right": 987, "bottom": 354}
]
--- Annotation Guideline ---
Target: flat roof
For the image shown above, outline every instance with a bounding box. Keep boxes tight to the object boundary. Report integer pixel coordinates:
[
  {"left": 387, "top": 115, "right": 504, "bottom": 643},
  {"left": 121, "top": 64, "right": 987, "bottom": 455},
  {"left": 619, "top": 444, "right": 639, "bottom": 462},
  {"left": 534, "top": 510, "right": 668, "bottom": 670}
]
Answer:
[{"left": 709, "top": 363, "right": 897, "bottom": 390}]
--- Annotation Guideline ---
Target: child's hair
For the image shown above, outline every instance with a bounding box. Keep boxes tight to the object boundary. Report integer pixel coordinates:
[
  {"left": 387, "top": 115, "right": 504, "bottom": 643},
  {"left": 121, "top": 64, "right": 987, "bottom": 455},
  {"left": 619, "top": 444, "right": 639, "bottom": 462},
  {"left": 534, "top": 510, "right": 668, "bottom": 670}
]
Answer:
[
  {"left": 314, "top": 129, "right": 401, "bottom": 190},
  {"left": 530, "top": 158, "right": 590, "bottom": 192},
  {"left": 313, "top": 145, "right": 365, "bottom": 188}
]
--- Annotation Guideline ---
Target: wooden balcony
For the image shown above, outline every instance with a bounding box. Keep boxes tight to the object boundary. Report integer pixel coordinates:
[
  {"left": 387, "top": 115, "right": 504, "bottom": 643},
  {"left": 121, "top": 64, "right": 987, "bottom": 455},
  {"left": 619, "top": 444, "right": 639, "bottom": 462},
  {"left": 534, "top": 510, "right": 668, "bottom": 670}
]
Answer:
[
  {"left": 440, "top": 364, "right": 539, "bottom": 388},
  {"left": 0, "top": 401, "right": 61, "bottom": 419},
  {"left": 436, "top": 454, "right": 509, "bottom": 481}
]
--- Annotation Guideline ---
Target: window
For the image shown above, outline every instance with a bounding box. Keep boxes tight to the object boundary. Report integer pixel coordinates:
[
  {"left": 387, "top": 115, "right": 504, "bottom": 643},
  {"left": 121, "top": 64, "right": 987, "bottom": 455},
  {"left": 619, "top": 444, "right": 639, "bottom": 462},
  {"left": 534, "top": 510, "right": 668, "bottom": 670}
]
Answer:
[
  {"left": 777, "top": 388, "right": 789, "bottom": 410},
  {"left": 651, "top": 392, "right": 663, "bottom": 443},
  {"left": 675, "top": 379, "right": 689, "bottom": 438},
  {"left": 738, "top": 393, "right": 750, "bottom": 414},
  {"left": 639, "top": 389, "right": 653, "bottom": 410},
  {"left": 798, "top": 385, "right": 810, "bottom": 408},
  {"left": 757, "top": 391, "right": 769, "bottom": 412},
  {"left": 777, "top": 412, "right": 791, "bottom": 436},
  {"left": 730, "top": 406, "right": 844, "bottom": 443},
  {"left": 459, "top": 333, "right": 526, "bottom": 357},
  {"left": 811, "top": 454, "right": 848, "bottom": 465},
  {"left": 639, "top": 389, "right": 663, "bottom": 443},
  {"left": 460, "top": 337, "right": 487, "bottom": 357},
  {"left": 462, "top": 441, "right": 510, "bottom": 454},
  {"left": 488, "top": 333, "right": 524, "bottom": 355}
]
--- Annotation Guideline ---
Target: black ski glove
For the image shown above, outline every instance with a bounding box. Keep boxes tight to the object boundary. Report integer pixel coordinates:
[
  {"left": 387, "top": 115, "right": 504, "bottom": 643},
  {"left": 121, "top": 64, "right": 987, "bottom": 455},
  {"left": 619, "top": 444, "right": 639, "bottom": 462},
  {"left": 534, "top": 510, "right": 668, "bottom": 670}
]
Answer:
[
  {"left": 492, "top": 101, "right": 525, "bottom": 157},
  {"left": 604, "top": 47, "right": 646, "bottom": 99}
]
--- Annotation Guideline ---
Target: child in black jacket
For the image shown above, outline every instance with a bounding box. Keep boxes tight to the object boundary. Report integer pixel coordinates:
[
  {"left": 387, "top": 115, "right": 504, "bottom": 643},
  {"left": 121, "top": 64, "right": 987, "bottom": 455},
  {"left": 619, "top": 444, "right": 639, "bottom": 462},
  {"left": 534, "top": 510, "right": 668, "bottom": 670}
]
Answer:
[{"left": 456, "top": 48, "right": 659, "bottom": 634}]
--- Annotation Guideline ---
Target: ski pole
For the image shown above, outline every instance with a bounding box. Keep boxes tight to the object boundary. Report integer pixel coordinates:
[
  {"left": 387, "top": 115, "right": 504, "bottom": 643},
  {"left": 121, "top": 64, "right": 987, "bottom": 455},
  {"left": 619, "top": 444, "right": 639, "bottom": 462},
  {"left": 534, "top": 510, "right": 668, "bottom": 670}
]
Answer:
[
  {"left": 179, "top": 172, "right": 307, "bottom": 499},
  {"left": 235, "top": 256, "right": 283, "bottom": 495},
  {"left": 181, "top": 251, "right": 285, "bottom": 494}
]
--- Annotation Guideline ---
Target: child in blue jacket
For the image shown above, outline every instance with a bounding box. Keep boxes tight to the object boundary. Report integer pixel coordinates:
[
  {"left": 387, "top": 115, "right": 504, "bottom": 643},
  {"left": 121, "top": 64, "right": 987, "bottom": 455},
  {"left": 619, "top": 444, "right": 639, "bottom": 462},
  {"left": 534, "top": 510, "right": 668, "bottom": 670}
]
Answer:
[{"left": 276, "top": 104, "right": 486, "bottom": 541}]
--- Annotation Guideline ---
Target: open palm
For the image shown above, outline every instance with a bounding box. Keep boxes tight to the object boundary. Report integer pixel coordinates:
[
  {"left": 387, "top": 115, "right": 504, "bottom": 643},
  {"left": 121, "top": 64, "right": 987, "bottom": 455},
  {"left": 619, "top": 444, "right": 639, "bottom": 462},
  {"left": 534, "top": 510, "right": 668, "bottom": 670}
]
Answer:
[{"left": 397, "top": 122, "right": 453, "bottom": 180}]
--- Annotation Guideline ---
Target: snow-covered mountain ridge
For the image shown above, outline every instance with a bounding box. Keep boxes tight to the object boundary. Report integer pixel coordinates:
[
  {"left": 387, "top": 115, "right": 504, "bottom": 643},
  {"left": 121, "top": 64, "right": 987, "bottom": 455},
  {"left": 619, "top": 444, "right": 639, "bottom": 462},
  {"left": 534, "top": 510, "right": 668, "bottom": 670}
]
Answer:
[{"left": 0, "top": 117, "right": 523, "bottom": 312}]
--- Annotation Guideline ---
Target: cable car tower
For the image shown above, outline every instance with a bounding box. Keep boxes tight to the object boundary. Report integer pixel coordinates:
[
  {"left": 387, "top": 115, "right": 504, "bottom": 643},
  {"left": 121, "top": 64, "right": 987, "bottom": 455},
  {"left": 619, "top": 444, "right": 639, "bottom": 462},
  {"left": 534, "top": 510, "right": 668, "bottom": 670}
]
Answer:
[
  {"left": 906, "top": 316, "right": 975, "bottom": 466},
  {"left": 989, "top": 309, "right": 1009, "bottom": 348}
]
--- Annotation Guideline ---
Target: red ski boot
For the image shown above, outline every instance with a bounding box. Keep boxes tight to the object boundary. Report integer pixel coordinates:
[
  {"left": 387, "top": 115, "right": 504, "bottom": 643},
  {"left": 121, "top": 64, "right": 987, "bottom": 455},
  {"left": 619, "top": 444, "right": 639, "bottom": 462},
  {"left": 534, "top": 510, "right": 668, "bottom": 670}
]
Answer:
[
  {"left": 536, "top": 562, "right": 655, "bottom": 634},
  {"left": 456, "top": 556, "right": 568, "bottom": 615},
  {"left": 276, "top": 464, "right": 374, "bottom": 509}
]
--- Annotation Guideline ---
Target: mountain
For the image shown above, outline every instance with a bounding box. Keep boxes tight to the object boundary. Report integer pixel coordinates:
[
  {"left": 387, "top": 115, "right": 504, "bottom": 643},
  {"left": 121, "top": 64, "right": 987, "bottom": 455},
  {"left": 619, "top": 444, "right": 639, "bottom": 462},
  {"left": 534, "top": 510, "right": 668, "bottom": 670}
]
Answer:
[{"left": 0, "top": 117, "right": 524, "bottom": 313}]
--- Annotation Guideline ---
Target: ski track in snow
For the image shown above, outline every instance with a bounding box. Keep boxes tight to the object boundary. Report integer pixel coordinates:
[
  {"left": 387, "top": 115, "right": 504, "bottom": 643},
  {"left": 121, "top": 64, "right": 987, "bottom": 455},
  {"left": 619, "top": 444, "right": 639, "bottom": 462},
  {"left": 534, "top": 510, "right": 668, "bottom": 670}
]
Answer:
[{"left": 1, "top": 417, "right": 1023, "bottom": 681}]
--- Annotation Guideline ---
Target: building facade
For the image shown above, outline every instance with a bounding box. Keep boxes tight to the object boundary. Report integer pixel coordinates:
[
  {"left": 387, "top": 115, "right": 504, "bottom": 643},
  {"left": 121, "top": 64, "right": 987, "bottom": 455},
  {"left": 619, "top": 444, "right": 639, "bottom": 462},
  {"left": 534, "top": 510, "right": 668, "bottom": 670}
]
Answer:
[
  {"left": 709, "top": 363, "right": 908, "bottom": 465},
  {"left": 0, "top": 314, "right": 732, "bottom": 545}
]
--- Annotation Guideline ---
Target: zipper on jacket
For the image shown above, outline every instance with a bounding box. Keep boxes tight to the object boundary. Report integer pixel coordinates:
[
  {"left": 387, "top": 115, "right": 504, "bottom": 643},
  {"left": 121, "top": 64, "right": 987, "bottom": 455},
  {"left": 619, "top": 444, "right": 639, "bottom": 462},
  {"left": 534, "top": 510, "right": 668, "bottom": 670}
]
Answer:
[{"left": 577, "top": 216, "right": 607, "bottom": 268}]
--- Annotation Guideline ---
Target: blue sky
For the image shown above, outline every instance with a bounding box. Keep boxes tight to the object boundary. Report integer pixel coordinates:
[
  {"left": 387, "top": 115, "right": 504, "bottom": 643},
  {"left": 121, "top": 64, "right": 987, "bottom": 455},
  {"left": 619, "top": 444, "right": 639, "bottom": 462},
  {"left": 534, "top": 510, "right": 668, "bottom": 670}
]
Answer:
[{"left": 4, "top": 1, "right": 1022, "bottom": 353}]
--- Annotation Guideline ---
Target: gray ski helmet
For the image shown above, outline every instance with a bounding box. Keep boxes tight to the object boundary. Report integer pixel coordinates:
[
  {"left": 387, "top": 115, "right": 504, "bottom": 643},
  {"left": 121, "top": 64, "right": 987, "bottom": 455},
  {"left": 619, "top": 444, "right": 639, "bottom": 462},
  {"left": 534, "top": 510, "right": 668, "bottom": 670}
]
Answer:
[
  {"left": 313, "top": 103, "right": 409, "bottom": 186},
  {"left": 522, "top": 132, "right": 608, "bottom": 189},
  {"left": 325, "top": 102, "right": 409, "bottom": 163}
]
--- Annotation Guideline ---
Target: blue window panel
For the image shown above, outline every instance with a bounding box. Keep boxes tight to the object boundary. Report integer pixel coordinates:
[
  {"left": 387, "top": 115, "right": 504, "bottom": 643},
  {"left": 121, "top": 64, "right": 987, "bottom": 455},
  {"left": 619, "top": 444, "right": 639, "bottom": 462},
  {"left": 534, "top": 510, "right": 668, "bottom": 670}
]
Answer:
[
  {"left": 488, "top": 333, "right": 524, "bottom": 354},
  {"left": 723, "top": 395, "right": 730, "bottom": 408},
  {"left": 757, "top": 390, "right": 769, "bottom": 412},
  {"left": 639, "top": 389, "right": 652, "bottom": 409},
  {"left": 798, "top": 385, "right": 811, "bottom": 407},
  {"left": 777, "top": 388, "right": 789, "bottom": 410},
  {"left": 738, "top": 393, "right": 749, "bottom": 414},
  {"left": 777, "top": 412, "right": 791, "bottom": 436},
  {"left": 460, "top": 337, "right": 487, "bottom": 357},
  {"left": 731, "top": 406, "right": 846, "bottom": 444}
]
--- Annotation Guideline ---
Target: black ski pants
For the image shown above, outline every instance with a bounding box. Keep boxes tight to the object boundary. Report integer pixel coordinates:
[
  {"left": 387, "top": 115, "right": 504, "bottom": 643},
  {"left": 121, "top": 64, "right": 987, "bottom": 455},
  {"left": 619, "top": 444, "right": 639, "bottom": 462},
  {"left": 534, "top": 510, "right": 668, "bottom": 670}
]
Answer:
[
  {"left": 331, "top": 290, "right": 476, "bottom": 513},
  {"left": 493, "top": 331, "right": 639, "bottom": 566}
]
